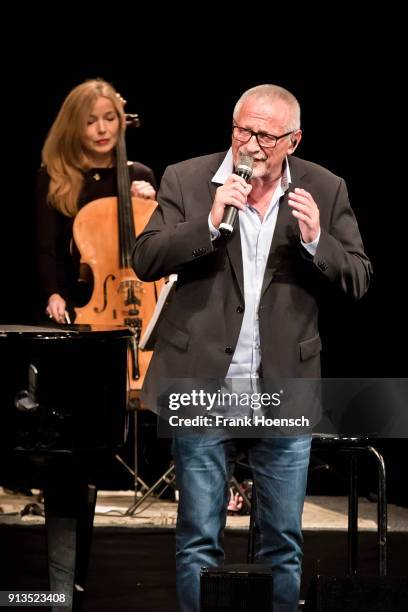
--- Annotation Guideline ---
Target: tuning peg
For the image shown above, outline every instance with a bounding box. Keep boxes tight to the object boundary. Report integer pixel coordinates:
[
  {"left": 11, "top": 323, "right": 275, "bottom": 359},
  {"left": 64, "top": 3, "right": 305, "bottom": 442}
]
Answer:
[
  {"left": 116, "top": 93, "right": 127, "bottom": 107},
  {"left": 125, "top": 113, "right": 141, "bottom": 128}
]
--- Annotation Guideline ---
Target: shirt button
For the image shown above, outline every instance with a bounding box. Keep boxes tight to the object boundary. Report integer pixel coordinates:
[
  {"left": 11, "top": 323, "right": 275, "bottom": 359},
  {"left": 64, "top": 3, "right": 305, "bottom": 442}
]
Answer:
[{"left": 225, "top": 347, "right": 233, "bottom": 354}]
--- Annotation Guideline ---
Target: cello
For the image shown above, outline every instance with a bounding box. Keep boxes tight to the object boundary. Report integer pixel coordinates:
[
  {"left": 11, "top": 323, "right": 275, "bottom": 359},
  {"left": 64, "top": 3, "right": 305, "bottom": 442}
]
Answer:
[{"left": 73, "top": 113, "right": 163, "bottom": 397}]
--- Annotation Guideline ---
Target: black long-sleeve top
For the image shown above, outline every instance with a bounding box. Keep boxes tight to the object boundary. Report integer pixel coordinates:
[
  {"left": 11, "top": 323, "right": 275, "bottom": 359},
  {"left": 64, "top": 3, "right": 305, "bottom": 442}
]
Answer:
[{"left": 36, "top": 162, "right": 157, "bottom": 313}]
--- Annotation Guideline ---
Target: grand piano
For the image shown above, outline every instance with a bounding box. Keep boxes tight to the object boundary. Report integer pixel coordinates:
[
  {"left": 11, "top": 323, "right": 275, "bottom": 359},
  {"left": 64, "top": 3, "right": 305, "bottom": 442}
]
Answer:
[{"left": 0, "top": 324, "right": 132, "bottom": 611}]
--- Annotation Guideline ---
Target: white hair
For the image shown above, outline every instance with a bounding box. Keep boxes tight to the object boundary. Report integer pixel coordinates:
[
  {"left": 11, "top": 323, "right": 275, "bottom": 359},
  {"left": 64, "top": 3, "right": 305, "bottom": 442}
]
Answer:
[{"left": 233, "top": 84, "right": 301, "bottom": 131}]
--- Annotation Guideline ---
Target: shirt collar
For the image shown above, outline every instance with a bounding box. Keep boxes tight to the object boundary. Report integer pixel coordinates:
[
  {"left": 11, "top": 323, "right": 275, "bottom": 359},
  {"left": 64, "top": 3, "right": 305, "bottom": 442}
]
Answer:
[{"left": 212, "top": 148, "right": 292, "bottom": 190}]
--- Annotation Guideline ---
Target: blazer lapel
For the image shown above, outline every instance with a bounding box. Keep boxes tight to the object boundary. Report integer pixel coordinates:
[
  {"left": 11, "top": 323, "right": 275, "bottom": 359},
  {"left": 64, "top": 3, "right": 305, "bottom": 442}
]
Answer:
[
  {"left": 260, "top": 157, "right": 307, "bottom": 298},
  {"left": 209, "top": 192, "right": 245, "bottom": 299},
  {"left": 207, "top": 179, "right": 218, "bottom": 207},
  {"left": 208, "top": 163, "right": 245, "bottom": 300},
  {"left": 226, "top": 221, "right": 244, "bottom": 299}
]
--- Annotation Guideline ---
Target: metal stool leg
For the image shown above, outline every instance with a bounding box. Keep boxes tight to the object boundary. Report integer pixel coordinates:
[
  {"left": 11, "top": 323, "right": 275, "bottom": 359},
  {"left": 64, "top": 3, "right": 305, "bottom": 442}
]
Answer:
[
  {"left": 348, "top": 454, "right": 359, "bottom": 575},
  {"left": 367, "top": 445, "right": 387, "bottom": 576},
  {"left": 312, "top": 438, "right": 388, "bottom": 579}
]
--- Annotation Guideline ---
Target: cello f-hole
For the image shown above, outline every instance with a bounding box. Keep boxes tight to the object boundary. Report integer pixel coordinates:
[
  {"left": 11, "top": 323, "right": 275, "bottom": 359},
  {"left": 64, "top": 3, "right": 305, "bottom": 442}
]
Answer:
[{"left": 94, "top": 274, "right": 116, "bottom": 313}]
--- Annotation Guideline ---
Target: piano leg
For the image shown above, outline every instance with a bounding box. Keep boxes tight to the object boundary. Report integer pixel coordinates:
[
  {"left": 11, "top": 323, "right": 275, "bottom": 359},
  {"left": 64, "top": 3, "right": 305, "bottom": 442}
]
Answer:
[
  {"left": 45, "top": 512, "right": 76, "bottom": 608},
  {"left": 73, "top": 484, "right": 97, "bottom": 610},
  {"left": 44, "top": 477, "right": 97, "bottom": 612}
]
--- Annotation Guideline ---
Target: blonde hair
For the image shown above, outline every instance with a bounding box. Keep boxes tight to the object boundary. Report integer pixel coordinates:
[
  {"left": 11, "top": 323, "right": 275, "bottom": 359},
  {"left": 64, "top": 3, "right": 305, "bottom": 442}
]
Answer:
[
  {"left": 42, "top": 78, "right": 124, "bottom": 216},
  {"left": 233, "top": 84, "right": 301, "bottom": 131}
]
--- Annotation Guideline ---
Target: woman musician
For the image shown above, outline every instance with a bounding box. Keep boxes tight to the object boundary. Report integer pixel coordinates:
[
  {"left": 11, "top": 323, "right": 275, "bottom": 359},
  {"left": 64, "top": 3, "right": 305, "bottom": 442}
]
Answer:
[{"left": 33, "top": 78, "right": 159, "bottom": 608}]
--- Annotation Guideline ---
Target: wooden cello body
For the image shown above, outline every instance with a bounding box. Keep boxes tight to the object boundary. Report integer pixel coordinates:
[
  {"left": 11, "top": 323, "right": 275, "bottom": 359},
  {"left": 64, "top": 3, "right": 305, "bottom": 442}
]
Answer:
[
  {"left": 73, "top": 196, "right": 162, "bottom": 393},
  {"left": 73, "top": 117, "right": 162, "bottom": 396}
]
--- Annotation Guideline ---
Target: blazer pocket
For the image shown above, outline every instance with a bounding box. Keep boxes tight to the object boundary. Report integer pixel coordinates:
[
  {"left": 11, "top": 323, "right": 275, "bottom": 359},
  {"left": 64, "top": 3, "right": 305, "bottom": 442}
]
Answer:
[
  {"left": 299, "top": 333, "right": 322, "bottom": 361},
  {"left": 159, "top": 318, "right": 190, "bottom": 352}
]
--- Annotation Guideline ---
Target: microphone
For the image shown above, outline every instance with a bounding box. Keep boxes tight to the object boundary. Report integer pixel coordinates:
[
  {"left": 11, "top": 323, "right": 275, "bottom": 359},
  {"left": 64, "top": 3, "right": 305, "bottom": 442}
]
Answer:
[{"left": 219, "top": 154, "right": 253, "bottom": 237}]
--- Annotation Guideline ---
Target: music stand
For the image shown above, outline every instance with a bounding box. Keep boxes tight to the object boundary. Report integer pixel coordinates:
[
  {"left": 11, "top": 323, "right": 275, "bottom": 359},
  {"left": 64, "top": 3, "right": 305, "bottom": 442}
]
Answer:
[
  {"left": 124, "top": 275, "right": 178, "bottom": 515},
  {"left": 115, "top": 406, "right": 150, "bottom": 499},
  {"left": 125, "top": 462, "right": 176, "bottom": 515}
]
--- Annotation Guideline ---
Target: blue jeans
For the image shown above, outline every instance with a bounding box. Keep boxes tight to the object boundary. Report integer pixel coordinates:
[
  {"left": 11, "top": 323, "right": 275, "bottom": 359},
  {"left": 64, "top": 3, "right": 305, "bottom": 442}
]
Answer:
[{"left": 173, "top": 435, "right": 311, "bottom": 612}]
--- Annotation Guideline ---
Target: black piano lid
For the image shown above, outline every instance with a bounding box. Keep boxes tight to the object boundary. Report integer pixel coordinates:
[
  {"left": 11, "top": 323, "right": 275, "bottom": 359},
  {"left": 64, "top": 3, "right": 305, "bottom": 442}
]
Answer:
[{"left": 0, "top": 324, "right": 133, "bottom": 340}]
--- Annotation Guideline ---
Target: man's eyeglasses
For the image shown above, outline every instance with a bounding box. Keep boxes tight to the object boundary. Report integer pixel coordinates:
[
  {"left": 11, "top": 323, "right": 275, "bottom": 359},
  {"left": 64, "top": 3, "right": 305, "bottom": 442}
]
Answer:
[{"left": 232, "top": 124, "right": 294, "bottom": 149}]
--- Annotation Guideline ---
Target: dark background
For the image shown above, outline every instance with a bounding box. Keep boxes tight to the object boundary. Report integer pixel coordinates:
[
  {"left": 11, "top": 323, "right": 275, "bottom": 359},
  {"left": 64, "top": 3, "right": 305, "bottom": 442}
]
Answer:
[
  {"left": 0, "top": 20, "right": 406, "bottom": 501},
  {"left": 2, "top": 40, "right": 403, "bottom": 373}
]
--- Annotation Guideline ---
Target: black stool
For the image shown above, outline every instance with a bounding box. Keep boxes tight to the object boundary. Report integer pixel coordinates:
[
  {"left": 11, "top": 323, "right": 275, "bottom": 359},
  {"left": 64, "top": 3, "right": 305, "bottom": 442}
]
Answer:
[
  {"left": 310, "top": 435, "right": 387, "bottom": 576},
  {"left": 247, "top": 435, "right": 387, "bottom": 577}
]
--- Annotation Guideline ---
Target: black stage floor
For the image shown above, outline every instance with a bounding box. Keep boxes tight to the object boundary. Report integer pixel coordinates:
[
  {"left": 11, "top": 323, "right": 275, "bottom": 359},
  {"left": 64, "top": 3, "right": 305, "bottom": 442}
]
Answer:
[{"left": 1, "top": 524, "right": 407, "bottom": 611}]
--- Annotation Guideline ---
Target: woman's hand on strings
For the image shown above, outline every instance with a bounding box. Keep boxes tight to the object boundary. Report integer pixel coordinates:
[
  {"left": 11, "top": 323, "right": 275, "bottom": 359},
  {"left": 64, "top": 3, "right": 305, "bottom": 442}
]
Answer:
[{"left": 131, "top": 180, "right": 156, "bottom": 200}]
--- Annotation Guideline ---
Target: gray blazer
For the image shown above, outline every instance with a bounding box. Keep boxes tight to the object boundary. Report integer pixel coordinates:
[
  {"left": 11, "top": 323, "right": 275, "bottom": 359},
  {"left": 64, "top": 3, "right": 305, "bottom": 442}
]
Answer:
[{"left": 133, "top": 152, "right": 372, "bottom": 409}]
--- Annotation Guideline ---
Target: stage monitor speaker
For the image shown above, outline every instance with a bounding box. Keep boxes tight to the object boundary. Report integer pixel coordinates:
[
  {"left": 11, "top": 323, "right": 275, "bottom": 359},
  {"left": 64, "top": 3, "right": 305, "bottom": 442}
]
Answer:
[
  {"left": 200, "top": 564, "right": 273, "bottom": 612},
  {"left": 305, "top": 575, "right": 408, "bottom": 611}
]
